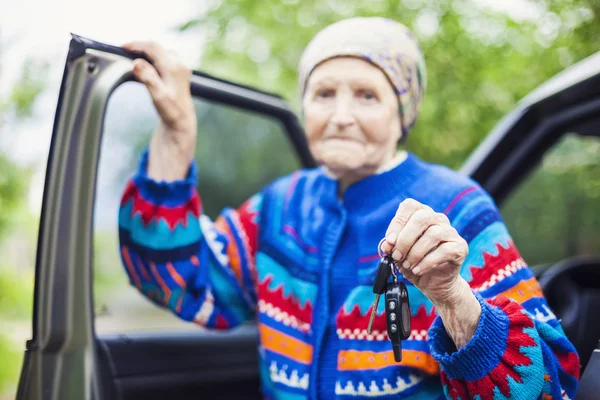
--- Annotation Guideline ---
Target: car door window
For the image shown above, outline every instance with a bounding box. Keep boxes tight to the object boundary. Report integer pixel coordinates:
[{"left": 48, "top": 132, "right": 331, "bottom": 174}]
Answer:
[
  {"left": 500, "top": 133, "right": 600, "bottom": 267},
  {"left": 94, "top": 81, "right": 301, "bottom": 334}
]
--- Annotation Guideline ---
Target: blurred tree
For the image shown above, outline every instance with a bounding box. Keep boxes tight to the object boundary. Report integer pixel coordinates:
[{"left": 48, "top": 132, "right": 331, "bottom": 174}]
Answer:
[
  {"left": 501, "top": 134, "right": 600, "bottom": 265},
  {"left": 0, "top": 156, "right": 26, "bottom": 240},
  {"left": 166, "top": 0, "right": 600, "bottom": 266},
  {"left": 181, "top": 0, "right": 599, "bottom": 167},
  {"left": 0, "top": 52, "right": 45, "bottom": 393},
  {"left": 0, "top": 58, "right": 44, "bottom": 239}
]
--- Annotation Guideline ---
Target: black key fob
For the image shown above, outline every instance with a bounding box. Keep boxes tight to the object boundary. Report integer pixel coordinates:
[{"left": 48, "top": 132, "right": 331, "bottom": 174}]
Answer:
[
  {"left": 385, "top": 281, "right": 410, "bottom": 362},
  {"left": 367, "top": 256, "right": 394, "bottom": 333},
  {"left": 373, "top": 256, "right": 393, "bottom": 295}
]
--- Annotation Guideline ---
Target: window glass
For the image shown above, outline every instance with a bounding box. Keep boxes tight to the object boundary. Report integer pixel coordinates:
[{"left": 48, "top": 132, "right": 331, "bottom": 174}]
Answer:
[
  {"left": 94, "top": 81, "right": 301, "bottom": 334},
  {"left": 501, "top": 134, "right": 600, "bottom": 267}
]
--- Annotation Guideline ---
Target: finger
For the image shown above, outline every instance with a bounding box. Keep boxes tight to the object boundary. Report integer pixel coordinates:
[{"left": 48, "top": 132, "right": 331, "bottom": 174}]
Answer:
[
  {"left": 122, "top": 41, "right": 168, "bottom": 63},
  {"left": 390, "top": 208, "right": 438, "bottom": 264},
  {"left": 122, "top": 41, "right": 172, "bottom": 75},
  {"left": 380, "top": 239, "right": 394, "bottom": 254},
  {"left": 384, "top": 199, "right": 430, "bottom": 251},
  {"left": 398, "top": 261, "right": 418, "bottom": 282},
  {"left": 132, "top": 59, "right": 175, "bottom": 119},
  {"left": 132, "top": 59, "right": 165, "bottom": 96},
  {"left": 411, "top": 241, "right": 467, "bottom": 276},
  {"left": 402, "top": 224, "right": 454, "bottom": 269}
]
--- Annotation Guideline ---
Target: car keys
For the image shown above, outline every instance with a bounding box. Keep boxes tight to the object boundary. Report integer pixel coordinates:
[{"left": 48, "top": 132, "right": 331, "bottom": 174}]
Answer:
[
  {"left": 366, "top": 255, "right": 394, "bottom": 333},
  {"left": 385, "top": 275, "right": 410, "bottom": 362},
  {"left": 368, "top": 238, "right": 411, "bottom": 362}
]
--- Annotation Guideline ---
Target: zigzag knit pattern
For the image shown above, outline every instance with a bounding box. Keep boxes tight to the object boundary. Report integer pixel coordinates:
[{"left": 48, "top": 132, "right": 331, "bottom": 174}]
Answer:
[{"left": 119, "top": 150, "right": 580, "bottom": 399}]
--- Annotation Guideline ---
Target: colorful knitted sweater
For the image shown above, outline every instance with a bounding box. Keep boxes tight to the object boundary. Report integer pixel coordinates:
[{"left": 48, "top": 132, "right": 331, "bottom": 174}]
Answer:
[{"left": 119, "top": 150, "right": 580, "bottom": 400}]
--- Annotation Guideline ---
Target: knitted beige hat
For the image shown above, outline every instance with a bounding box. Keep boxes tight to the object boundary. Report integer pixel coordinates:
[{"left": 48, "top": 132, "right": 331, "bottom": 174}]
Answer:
[{"left": 298, "top": 17, "right": 427, "bottom": 136}]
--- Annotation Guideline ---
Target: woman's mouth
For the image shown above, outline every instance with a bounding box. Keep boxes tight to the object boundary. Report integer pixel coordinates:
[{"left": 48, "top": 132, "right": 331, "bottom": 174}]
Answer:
[{"left": 324, "top": 136, "right": 363, "bottom": 143}]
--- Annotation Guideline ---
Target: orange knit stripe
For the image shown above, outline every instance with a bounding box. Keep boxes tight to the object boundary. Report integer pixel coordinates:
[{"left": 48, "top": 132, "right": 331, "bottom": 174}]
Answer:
[
  {"left": 338, "top": 349, "right": 439, "bottom": 375},
  {"left": 166, "top": 262, "right": 186, "bottom": 288},
  {"left": 499, "top": 277, "right": 543, "bottom": 304},
  {"left": 121, "top": 247, "right": 141, "bottom": 289},
  {"left": 175, "top": 293, "right": 184, "bottom": 314},
  {"left": 135, "top": 255, "right": 151, "bottom": 281},
  {"left": 150, "top": 262, "right": 171, "bottom": 303},
  {"left": 259, "top": 323, "right": 313, "bottom": 364}
]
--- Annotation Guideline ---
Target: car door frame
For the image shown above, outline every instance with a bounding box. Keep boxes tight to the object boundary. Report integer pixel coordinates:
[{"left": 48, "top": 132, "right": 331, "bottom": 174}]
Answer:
[
  {"left": 17, "top": 34, "right": 315, "bottom": 400},
  {"left": 460, "top": 51, "right": 600, "bottom": 204}
]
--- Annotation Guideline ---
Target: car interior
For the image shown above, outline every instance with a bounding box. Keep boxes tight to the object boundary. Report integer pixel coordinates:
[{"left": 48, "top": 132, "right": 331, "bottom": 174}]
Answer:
[{"left": 16, "top": 35, "right": 600, "bottom": 400}]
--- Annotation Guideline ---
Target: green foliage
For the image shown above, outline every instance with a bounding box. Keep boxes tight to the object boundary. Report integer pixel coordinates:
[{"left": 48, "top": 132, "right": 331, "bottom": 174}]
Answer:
[
  {"left": 193, "top": 101, "right": 301, "bottom": 217},
  {"left": 0, "top": 59, "right": 41, "bottom": 242},
  {"left": 170, "top": 0, "right": 600, "bottom": 266},
  {"left": 0, "top": 267, "right": 33, "bottom": 393},
  {"left": 184, "top": 0, "right": 599, "bottom": 167},
  {"left": 0, "top": 267, "right": 34, "bottom": 320},
  {"left": 0, "top": 56, "right": 45, "bottom": 395},
  {"left": 0, "top": 334, "right": 20, "bottom": 394},
  {"left": 502, "top": 135, "right": 600, "bottom": 265},
  {"left": 0, "top": 155, "right": 28, "bottom": 242},
  {"left": 0, "top": 57, "right": 43, "bottom": 240},
  {"left": 0, "top": 60, "right": 46, "bottom": 121}
]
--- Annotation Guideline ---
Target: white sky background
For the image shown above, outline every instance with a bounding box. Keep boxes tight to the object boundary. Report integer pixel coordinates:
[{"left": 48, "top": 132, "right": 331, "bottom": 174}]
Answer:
[
  {"left": 0, "top": 0, "right": 208, "bottom": 142},
  {"left": 0, "top": 0, "right": 208, "bottom": 216},
  {"left": 0, "top": 0, "right": 540, "bottom": 218}
]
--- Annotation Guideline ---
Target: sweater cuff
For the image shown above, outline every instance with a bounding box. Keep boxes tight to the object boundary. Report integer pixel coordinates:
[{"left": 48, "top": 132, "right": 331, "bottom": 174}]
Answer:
[
  {"left": 428, "top": 292, "right": 510, "bottom": 381},
  {"left": 132, "top": 148, "right": 198, "bottom": 203}
]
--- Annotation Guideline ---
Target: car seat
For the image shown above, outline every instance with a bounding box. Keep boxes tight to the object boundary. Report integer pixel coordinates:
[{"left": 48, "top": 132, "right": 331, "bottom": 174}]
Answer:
[{"left": 538, "top": 256, "right": 600, "bottom": 370}]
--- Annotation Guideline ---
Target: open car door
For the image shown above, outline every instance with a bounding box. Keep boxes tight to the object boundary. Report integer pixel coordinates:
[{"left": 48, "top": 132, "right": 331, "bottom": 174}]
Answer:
[
  {"left": 460, "top": 51, "right": 600, "bottom": 393},
  {"left": 16, "top": 34, "right": 314, "bottom": 400}
]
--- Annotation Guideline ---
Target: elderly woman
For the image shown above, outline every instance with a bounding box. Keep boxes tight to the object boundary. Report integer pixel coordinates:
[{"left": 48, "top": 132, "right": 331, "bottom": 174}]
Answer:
[{"left": 119, "top": 18, "right": 579, "bottom": 399}]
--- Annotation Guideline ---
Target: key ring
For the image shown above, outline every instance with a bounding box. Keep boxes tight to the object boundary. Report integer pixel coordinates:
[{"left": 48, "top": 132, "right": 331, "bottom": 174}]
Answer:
[
  {"left": 390, "top": 263, "right": 398, "bottom": 281},
  {"left": 378, "top": 238, "right": 398, "bottom": 281},
  {"left": 378, "top": 238, "right": 387, "bottom": 258}
]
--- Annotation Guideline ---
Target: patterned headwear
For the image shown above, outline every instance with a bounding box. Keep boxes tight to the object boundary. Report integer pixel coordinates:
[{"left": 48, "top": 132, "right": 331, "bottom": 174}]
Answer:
[{"left": 298, "top": 17, "right": 427, "bottom": 137}]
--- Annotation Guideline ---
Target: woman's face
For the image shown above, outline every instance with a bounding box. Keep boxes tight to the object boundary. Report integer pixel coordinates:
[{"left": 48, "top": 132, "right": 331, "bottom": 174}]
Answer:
[{"left": 302, "top": 57, "right": 402, "bottom": 181}]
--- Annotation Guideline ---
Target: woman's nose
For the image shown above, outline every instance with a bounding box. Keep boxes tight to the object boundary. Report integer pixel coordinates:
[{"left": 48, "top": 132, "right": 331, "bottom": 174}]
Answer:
[{"left": 330, "top": 100, "right": 355, "bottom": 129}]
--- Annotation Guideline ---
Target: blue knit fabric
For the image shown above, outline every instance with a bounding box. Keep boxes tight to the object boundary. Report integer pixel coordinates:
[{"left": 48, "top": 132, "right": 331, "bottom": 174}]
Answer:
[{"left": 118, "top": 150, "right": 580, "bottom": 399}]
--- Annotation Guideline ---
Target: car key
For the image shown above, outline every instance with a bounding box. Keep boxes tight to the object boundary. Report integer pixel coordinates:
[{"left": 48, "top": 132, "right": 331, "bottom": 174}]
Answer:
[
  {"left": 385, "top": 278, "right": 411, "bottom": 362},
  {"left": 366, "top": 255, "right": 394, "bottom": 333}
]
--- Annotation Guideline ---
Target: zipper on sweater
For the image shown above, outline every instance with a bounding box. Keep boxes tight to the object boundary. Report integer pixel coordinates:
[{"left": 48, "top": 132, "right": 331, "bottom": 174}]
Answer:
[{"left": 309, "top": 205, "right": 347, "bottom": 400}]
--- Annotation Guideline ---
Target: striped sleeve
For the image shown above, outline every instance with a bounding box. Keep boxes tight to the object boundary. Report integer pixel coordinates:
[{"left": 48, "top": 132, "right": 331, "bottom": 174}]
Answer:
[
  {"left": 428, "top": 185, "right": 580, "bottom": 400},
  {"left": 118, "top": 150, "right": 261, "bottom": 330}
]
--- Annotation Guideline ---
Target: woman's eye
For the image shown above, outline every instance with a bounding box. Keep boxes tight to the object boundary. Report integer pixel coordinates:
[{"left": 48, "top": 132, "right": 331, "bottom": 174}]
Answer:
[
  {"left": 317, "top": 90, "right": 334, "bottom": 98},
  {"left": 360, "top": 91, "right": 376, "bottom": 100}
]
